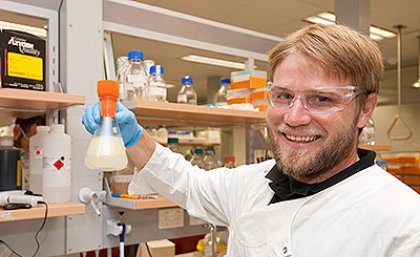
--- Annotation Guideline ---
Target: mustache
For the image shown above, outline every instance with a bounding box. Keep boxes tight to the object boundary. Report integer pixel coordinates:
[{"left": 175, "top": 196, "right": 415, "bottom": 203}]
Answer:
[{"left": 274, "top": 124, "right": 324, "bottom": 136}]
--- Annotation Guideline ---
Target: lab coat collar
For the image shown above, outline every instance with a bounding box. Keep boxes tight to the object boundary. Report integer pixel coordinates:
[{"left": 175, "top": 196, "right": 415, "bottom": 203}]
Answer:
[{"left": 266, "top": 148, "right": 376, "bottom": 204}]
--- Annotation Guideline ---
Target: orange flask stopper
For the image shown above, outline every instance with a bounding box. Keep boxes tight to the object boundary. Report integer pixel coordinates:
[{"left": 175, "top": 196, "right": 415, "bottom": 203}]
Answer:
[{"left": 97, "top": 80, "right": 119, "bottom": 119}]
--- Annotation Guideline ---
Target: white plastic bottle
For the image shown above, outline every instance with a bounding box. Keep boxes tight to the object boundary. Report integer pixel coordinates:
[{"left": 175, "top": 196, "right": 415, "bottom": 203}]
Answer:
[
  {"left": 42, "top": 124, "right": 71, "bottom": 203},
  {"left": 148, "top": 65, "right": 167, "bottom": 102},
  {"left": 124, "top": 50, "right": 148, "bottom": 101},
  {"left": 29, "top": 125, "right": 50, "bottom": 194},
  {"left": 177, "top": 75, "right": 197, "bottom": 105},
  {"left": 215, "top": 78, "right": 230, "bottom": 107}
]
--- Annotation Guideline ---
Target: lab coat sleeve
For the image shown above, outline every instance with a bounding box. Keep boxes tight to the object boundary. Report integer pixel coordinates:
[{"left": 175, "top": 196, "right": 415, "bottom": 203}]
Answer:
[
  {"left": 130, "top": 143, "right": 240, "bottom": 226},
  {"left": 384, "top": 230, "right": 420, "bottom": 257}
]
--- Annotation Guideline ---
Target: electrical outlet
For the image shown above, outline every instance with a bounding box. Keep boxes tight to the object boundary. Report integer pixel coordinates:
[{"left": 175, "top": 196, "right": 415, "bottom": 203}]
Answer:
[{"left": 158, "top": 208, "right": 184, "bottom": 229}]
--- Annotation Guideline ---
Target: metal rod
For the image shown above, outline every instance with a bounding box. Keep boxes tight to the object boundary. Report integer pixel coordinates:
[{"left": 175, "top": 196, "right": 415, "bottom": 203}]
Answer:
[
  {"left": 394, "top": 25, "right": 405, "bottom": 113},
  {"left": 418, "top": 36, "right": 420, "bottom": 79}
]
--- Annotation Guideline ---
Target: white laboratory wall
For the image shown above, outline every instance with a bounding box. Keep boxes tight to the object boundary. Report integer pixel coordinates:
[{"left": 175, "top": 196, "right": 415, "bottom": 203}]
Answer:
[{"left": 374, "top": 65, "right": 420, "bottom": 151}]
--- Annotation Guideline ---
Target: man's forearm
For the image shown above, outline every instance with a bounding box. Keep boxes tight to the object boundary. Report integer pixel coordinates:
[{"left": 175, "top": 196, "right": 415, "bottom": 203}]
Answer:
[{"left": 126, "top": 130, "right": 156, "bottom": 169}]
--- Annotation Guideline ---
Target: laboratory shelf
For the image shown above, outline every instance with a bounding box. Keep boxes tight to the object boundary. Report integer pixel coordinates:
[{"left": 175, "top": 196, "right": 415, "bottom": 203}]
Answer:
[
  {"left": 0, "top": 202, "right": 86, "bottom": 222},
  {"left": 106, "top": 195, "right": 178, "bottom": 210},
  {"left": 124, "top": 100, "right": 266, "bottom": 127},
  {"left": 0, "top": 88, "right": 85, "bottom": 118},
  {"left": 103, "top": 177, "right": 177, "bottom": 210},
  {"left": 358, "top": 144, "right": 392, "bottom": 151}
]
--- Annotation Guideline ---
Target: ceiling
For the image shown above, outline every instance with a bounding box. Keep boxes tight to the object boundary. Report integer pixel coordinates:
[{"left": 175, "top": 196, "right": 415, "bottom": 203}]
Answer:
[{"left": 1, "top": 0, "right": 420, "bottom": 105}]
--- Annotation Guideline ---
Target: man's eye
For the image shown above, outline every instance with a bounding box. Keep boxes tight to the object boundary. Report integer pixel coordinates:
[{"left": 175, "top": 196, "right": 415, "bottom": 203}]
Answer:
[
  {"left": 273, "top": 92, "right": 293, "bottom": 101},
  {"left": 315, "top": 95, "right": 332, "bottom": 103},
  {"left": 309, "top": 94, "right": 337, "bottom": 105}
]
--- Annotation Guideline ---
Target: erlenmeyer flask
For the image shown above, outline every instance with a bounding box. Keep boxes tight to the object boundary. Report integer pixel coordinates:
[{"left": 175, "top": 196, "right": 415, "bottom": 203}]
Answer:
[{"left": 85, "top": 80, "right": 128, "bottom": 171}]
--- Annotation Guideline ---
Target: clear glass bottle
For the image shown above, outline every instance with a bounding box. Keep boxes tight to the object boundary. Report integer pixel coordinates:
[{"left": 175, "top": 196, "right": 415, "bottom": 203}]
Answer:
[
  {"left": 215, "top": 77, "right": 230, "bottom": 107},
  {"left": 85, "top": 80, "right": 128, "bottom": 171},
  {"left": 116, "top": 56, "right": 129, "bottom": 101},
  {"left": 190, "top": 148, "right": 205, "bottom": 169},
  {"left": 223, "top": 156, "right": 236, "bottom": 168},
  {"left": 359, "top": 118, "right": 375, "bottom": 145},
  {"left": 155, "top": 125, "right": 168, "bottom": 145},
  {"left": 177, "top": 75, "right": 197, "bottom": 105},
  {"left": 124, "top": 50, "right": 148, "bottom": 101},
  {"left": 148, "top": 65, "right": 167, "bottom": 102},
  {"left": 167, "top": 137, "right": 181, "bottom": 154},
  {"left": 203, "top": 147, "right": 218, "bottom": 170}
]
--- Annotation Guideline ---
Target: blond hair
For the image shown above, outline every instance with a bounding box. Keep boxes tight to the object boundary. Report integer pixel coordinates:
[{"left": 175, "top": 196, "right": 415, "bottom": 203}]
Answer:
[{"left": 268, "top": 24, "right": 383, "bottom": 94}]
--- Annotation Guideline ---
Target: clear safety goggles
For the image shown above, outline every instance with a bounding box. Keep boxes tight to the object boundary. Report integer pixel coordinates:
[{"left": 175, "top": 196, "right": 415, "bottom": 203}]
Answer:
[{"left": 266, "top": 82, "right": 366, "bottom": 113}]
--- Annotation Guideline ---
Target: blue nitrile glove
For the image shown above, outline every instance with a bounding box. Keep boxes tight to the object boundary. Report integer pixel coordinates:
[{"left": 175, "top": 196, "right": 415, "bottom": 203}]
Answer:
[
  {"left": 82, "top": 102, "right": 143, "bottom": 147},
  {"left": 114, "top": 102, "right": 143, "bottom": 147}
]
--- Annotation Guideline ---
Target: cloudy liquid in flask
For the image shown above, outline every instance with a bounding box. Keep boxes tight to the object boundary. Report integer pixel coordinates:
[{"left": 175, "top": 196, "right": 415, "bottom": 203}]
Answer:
[{"left": 85, "top": 126, "right": 127, "bottom": 171}]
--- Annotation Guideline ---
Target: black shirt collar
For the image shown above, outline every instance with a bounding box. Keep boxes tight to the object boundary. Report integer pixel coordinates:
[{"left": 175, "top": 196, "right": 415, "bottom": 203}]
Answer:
[{"left": 266, "top": 148, "right": 376, "bottom": 204}]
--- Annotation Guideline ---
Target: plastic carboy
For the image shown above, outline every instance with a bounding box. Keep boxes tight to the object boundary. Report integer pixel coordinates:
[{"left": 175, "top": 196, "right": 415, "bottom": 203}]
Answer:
[
  {"left": 215, "top": 78, "right": 230, "bottom": 107},
  {"left": 177, "top": 75, "right": 197, "bottom": 105},
  {"left": 148, "top": 65, "right": 167, "bottom": 102},
  {"left": 29, "top": 125, "right": 50, "bottom": 194},
  {"left": 167, "top": 137, "right": 181, "bottom": 154},
  {"left": 190, "top": 148, "right": 205, "bottom": 169},
  {"left": 123, "top": 50, "right": 148, "bottom": 101},
  {"left": 42, "top": 124, "right": 71, "bottom": 203},
  {"left": 359, "top": 118, "right": 375, "bottom": 145},
  {"left": 203, "top": 147, "right": 218, "bottom": 170},
  {"left": 85, "top": 80, "right": 128, "bottom": 171}
]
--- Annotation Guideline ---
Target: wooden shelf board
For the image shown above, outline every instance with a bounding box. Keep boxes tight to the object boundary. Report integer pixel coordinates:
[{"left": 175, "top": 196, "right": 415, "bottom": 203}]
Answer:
[
  {"left": 358, "top": 144, "right": 392, "bottom": 151},
  {"left": 134, "top": 197, "right": 177, "bottom": 209},
  {"left": 126, "top": 100, "right": 266, "bottom": 127},
  {"left": 0, "top": 88, "right": 85, "bottom": 115},
  {"left": 0, "top": 202, "right": 86, "bottom": 222},
  {"left": 106, "top": 195, "right": 177, "bottom": 210}
]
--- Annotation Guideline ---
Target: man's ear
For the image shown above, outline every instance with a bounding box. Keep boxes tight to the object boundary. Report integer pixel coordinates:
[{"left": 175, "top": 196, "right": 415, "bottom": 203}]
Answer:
[{"left": 357, "top": 93, "right": 377, "bottom": 129}]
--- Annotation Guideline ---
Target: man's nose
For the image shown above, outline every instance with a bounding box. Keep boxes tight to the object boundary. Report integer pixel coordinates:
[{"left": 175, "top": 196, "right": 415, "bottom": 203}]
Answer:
[{"left": 283, "top": 96, "right": 312, "bottom": 126}]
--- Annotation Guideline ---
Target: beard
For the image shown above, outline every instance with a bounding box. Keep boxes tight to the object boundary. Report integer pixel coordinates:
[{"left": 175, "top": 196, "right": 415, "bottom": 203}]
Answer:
[{"left": 267, "top": 119, "right": 357, "bottom": 179}]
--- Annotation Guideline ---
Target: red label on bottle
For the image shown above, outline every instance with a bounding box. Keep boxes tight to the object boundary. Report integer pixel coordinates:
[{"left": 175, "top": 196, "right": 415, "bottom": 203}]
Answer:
[{"left": 53, "top": 160, "right": 64, "bottom": 170}]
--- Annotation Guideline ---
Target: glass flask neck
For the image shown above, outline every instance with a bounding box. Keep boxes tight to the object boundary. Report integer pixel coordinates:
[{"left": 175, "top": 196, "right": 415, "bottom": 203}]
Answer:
[{"left": 94, "top": 116, "right": 120, "bottom": 137}]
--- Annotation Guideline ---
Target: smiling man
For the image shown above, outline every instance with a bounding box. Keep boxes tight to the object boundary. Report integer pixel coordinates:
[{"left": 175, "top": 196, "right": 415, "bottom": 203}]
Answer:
[{"left": 83, "top": 24, "right": 420, "bottom": 256}]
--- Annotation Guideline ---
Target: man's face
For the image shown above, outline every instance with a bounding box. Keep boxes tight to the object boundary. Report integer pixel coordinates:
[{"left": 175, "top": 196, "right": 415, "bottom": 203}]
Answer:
[{"left": 266, "top": 56, "right": 365, "bottom": 180}]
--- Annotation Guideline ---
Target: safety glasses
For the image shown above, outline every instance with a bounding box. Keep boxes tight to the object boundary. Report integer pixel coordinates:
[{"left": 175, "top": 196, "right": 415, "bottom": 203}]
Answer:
[{"left": 266, "top": 82, "right": 366, "bottom": 113}]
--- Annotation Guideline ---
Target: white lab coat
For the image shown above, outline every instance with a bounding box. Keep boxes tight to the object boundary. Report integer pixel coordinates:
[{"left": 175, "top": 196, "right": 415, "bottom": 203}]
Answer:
[{"left": 130, "top": 144, "right": 420, "bottom": 257}]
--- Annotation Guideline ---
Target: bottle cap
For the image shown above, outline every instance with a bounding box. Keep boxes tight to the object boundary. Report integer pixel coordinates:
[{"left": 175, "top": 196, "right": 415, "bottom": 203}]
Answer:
[
  {"left": 36, "top": 126, "right": 50, "bottom": 133},
  {"left": 376, "top": 160, "right": 388, "bottom": 165},
  {"left": 181, "top": 75, "right": 193, "bottom": 85},
  {"left": 224, "top": 156, "right": 235, "bottom": 163},
  {"left": 220, "top": 78, "right": 230, "bottom": 84},
  {"left": 128, "top": 50, "right": 144, "bottom": 60},
  {"left": 150, "top": 65, "right": 164, "bottom": 75},
  {"left": 194, "top": 148, "right": 203, "bottom": 155},
  {"left": 50, "top": 124, "right": 65, "bottom": 133},
  {"left": 167, "top": 137, "right": 179, "bottom": 144},
  {"left": 97, "top": 80, "right": 119, "bottom": 118}
]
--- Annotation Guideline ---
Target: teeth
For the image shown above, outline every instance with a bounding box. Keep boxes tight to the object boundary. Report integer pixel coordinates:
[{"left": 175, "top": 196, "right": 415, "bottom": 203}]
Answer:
[{"left": 285, "top": 134, "right": 317, "bottom": 142}]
